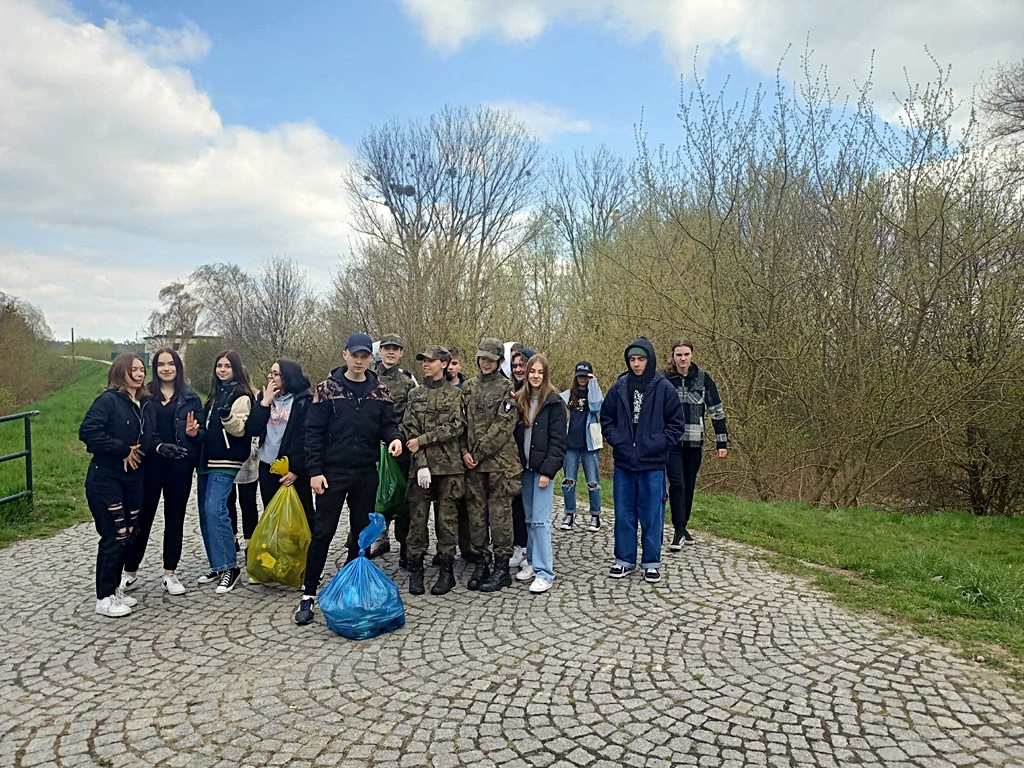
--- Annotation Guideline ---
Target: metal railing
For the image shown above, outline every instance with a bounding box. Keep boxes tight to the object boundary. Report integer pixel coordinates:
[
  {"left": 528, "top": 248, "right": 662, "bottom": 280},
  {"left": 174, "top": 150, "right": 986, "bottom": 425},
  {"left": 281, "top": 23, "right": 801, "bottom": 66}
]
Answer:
[{"left": 0, "top": 410, "right": 40, "bottom": 505}]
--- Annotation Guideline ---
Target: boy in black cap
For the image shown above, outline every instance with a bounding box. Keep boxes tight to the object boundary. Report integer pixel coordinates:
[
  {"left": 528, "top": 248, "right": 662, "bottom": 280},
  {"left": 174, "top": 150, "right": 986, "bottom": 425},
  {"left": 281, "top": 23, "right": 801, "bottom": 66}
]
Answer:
[{"left": 294, "top": 332, "right": 404, "bottom": 626}]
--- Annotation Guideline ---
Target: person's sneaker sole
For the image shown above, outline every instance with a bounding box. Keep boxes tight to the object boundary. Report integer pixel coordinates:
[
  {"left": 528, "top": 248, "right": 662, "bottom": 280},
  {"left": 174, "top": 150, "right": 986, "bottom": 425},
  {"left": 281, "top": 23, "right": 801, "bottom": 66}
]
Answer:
[
  {"left": 669, "top": 542, "right": 682, "bottom": 551},
  {"left": 608, "top": 567, "right": 636, "bottom": 579},
  {"left": 683, "top": 539, "right": 696, "bottom": 546},
  {"left": 644, "top": 570, "right": 662, "bottom": 584}
]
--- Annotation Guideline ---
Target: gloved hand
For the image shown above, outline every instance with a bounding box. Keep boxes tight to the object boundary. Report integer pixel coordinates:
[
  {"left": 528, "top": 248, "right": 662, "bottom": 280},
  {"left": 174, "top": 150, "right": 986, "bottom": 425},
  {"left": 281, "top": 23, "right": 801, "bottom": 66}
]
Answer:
[
  {"left": 417, "top": 467, "right": 431, "bottom": 489},
  {"left": 156, "top": 443, "right": 189, "bottom": 460},
  {"left": 217, "top": 404, "right": 232, "bottom": 420}
]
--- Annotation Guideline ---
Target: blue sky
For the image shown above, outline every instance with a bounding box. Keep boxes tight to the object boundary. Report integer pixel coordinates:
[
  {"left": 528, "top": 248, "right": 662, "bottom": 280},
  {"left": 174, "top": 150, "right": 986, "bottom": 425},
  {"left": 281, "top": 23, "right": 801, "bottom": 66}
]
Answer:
[{"left": 1, "top": 0, "right": 1022, "bottom": 340}]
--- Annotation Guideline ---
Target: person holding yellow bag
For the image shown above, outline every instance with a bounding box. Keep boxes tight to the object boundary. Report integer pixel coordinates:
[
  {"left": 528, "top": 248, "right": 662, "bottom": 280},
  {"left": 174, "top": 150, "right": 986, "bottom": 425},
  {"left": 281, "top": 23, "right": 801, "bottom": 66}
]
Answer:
[{"left": 246, "top": 456, "right": 312, "bottom": 589}]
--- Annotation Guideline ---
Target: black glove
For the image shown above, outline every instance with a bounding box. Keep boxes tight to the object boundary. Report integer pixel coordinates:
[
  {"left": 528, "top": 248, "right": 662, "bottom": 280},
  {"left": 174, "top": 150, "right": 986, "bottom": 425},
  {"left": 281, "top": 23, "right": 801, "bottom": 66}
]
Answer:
[
  {"left": 156, "top": 443, "right": 189, "bottom": 460},
  {"left": 217, "top": 404, "right": 232, "bottom": 420}
]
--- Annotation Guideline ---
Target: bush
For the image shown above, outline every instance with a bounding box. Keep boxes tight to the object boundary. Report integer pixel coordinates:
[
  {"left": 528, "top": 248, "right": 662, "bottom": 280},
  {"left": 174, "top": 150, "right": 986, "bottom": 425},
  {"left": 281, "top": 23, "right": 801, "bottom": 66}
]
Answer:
[{"left": 0, "top": 293, "right": 74, "bottom": 414}]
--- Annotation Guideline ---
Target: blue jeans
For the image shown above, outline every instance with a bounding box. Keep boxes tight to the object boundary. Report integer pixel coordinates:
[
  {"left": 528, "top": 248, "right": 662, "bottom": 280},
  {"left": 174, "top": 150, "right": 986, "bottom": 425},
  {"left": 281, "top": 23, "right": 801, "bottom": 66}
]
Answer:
[
  {"left": 562, "top": 448, "right": 601, "bottom": 514},
  {"left": 197, "top": 471, "right": 238, "bottom": 573},
  {"left": 521, "top": 470, "right": 555, "bottom": 581},
  {"left": 612, "top": 466, "right": 664, "bottom": 569}
]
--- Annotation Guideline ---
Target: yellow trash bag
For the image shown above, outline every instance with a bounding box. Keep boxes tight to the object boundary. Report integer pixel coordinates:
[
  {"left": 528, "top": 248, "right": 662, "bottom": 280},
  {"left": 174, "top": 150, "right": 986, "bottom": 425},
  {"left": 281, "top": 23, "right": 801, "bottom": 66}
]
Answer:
[{"left": 246, "top": 457, "right": 311, "bottom": 589}]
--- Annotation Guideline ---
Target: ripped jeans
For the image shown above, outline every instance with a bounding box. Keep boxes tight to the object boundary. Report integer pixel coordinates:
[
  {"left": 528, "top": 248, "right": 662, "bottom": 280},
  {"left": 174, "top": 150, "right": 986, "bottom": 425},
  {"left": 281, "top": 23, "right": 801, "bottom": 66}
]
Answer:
[
  {"left": 86, "top": 462, "right": 144, "bottom": 600},
  {"left": 561, "top": 448, "right": 601, "bottom": 515}
]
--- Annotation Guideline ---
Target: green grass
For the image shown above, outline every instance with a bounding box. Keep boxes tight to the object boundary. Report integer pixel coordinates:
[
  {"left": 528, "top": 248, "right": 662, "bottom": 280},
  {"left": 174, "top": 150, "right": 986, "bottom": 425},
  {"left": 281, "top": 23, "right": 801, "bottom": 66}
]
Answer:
[
  {"left": 0, "top": 360, "right": 110, "bottom": 546},
  {"left": 693, "top": 493, "right": 1024, "bottom": 678}
]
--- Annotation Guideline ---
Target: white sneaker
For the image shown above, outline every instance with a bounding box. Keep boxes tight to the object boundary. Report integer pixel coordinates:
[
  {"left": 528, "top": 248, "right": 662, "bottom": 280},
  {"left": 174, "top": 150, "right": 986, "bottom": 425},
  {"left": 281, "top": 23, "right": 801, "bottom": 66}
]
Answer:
[
  {"left": 509, "top": 547, "right": 528, "bottom": 569},
  {"left": 114, "top": 588, "right": 138, "bottom": 608},
  {"left": 529, "top": 577, "right": 553, "bottom": 593},
  {"left": 516, "top": 564, "right": 535, "bottom": 581},
  {"left": 120, "top": 572, "right": 140, "bottom": 591},
  {"left": 96, "top": 595, "right": 131, "bottom": 617},
  {"left": 162, "top": 574, "right": 186, "bottom": 595}
]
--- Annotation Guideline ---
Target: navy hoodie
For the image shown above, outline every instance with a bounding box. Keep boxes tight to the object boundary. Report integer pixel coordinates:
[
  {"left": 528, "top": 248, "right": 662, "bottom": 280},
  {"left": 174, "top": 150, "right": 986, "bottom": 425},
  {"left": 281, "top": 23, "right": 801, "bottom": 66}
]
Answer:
[{"left": 600, "top": 337, "right": 685, "bottom": 472}]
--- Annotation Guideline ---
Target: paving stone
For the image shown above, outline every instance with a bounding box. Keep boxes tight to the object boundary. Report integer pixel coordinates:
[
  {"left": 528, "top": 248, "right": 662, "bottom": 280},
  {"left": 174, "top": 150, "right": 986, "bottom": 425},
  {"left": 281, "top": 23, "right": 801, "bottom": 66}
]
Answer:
[{"left": 0, "top": 495, "right": 1022, "bottom": 767}]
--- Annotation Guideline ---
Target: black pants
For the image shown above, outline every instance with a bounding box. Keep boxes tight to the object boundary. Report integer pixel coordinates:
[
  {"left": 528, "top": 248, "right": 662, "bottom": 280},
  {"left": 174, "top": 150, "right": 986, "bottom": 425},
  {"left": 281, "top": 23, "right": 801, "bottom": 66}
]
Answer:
[
  {"left": 667, "top": 445, "right": 703, "bottom": 535},
  {"left": 512, "top": 492, "right": 527, "bottom": 548},
  {"left": 123, "top": 455, "right": 193, "bottom": 572},
  {"left": 86, "top": 463, "right": 143, "bottom": 599},
  {"left": 304, "top": 468, "right": 378, "bottom": 595},
  {"left": 228, "top": 480, "right": 259, "bottom": 540},
  {"left": 257, "top": 461, "right": 315, "bottom": 532}
]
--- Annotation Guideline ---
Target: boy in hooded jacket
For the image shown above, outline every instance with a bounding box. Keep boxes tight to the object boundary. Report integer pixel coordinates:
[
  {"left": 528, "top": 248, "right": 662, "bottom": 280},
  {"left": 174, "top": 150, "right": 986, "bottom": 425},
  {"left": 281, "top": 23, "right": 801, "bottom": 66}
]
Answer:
[{"left": 599, "top": 337, "right": 685, "bottom": 584}]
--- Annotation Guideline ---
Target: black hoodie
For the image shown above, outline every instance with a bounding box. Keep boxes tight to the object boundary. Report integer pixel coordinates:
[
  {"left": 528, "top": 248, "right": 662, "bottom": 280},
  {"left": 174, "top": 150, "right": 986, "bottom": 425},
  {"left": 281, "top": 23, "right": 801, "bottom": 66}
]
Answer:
[{"left": 599, "top": 337, "right": 686, "bottom": 472}]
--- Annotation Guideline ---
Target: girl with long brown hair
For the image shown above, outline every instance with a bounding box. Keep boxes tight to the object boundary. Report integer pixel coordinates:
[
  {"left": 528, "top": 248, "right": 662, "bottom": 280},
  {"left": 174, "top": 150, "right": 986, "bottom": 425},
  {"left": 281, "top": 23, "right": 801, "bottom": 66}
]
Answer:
[{"left": 512, "top": 354, "right": 567, "bottom": 593}]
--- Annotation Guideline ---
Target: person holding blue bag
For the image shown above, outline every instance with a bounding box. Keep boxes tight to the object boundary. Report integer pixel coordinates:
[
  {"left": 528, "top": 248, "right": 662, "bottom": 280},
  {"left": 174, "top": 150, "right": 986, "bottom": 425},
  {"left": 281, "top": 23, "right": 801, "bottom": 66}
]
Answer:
[{"left": 295, "top": 333, "right": 404, "bottom": 627}]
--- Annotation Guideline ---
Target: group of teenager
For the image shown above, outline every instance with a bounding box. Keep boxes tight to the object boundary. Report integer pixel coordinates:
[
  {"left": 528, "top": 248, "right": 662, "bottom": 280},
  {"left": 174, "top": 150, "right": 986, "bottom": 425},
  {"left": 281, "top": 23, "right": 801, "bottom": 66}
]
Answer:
[{"left": 78, "top": 332, "right": 727, "bottom": 623}]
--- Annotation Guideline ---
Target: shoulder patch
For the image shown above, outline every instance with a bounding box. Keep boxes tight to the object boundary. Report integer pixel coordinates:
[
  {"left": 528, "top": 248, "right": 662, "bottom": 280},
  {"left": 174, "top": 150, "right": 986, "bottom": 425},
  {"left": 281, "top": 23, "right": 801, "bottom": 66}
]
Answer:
[{"left": 503, "top": 400, "right": 514, "bottom": 413}]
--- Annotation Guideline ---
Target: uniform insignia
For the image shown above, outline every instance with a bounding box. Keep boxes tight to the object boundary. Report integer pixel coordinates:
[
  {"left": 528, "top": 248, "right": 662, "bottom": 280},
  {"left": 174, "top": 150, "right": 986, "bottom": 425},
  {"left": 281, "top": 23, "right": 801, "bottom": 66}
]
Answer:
[{"left": 503, "top": 401, "right": 513, "bottom": 413}]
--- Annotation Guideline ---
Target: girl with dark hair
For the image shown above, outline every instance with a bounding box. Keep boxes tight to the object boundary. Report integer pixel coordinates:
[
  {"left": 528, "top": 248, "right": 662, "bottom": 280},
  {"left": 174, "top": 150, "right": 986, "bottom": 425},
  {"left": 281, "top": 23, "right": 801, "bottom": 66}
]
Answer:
[
  {"left": 559, "top": 362, "right": 605, "bottom": 532},
  {"left": 512, "top": 354, "right": 567, "bottom": 594},
  {"left": 195, "top": 350, "right": 254, "bottom": 594},
  {"left": 120, "top": 348, "right": 203, "bottom": 596},
  {"left": 664, "top": 339, "right": 728, "bottom": 549},
  {"left": 79, "top": 353, "right": 152, "bottom": 617},
  {"left": 246, "top": 358, "right": 315, "bottom": 536}
]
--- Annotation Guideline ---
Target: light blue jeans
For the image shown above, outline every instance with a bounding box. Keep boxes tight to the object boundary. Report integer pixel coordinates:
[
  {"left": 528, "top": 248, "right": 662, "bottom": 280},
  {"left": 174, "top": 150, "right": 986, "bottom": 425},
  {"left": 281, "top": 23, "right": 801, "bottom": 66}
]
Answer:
[
  {"left": 562, "top": 448, "right": 601, "bottom": 514},
  {"left": 522, "top": 470, "right": 555, "bottom": 582},
  {"left": 197, "top": 471, "right": 238, "bottom": 573}
]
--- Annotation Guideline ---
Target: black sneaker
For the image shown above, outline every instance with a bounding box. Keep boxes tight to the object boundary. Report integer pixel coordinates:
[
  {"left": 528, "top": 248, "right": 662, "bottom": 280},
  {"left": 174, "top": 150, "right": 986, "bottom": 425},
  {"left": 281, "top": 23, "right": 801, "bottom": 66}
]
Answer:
[
  {"left": 215, "top": 568, "right": 241, "bottom": 594},
  {"left": 197, "top": 569, "right": 218, "bottom": 585},
  {"left": 559, "top": 513, "right": 574, "bottom": 530},
  {"left": 644, "top": 568, "right": 662, "bottom": 584},
  {"left": 682, "top": 530, "right": 696, "bottom": 546},
  {"left": 608, "top": 564, "right": 636, "bottom": 579},
  {"left": 669, "top": 533, "right": 683, "bottom": 552},
  {"left": 294, "top": 596, "right": 316, "bottom": 625},
  {"left": 587, "top": 515, "right": 600, "bottom": 532}
]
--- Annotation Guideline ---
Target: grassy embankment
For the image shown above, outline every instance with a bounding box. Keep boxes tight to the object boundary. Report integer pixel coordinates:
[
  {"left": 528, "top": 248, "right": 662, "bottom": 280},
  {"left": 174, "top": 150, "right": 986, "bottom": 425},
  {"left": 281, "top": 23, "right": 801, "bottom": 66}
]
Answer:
[{"left": 0, "top": 360, "right": 109, "bottom": 546}]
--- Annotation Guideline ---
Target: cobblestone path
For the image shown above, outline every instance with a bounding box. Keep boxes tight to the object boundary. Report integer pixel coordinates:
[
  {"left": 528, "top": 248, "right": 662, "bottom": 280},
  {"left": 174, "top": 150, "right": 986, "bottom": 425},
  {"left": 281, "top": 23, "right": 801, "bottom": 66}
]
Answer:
[{"left": 2, "top": 497, "right": 1023, "bottom": 768}]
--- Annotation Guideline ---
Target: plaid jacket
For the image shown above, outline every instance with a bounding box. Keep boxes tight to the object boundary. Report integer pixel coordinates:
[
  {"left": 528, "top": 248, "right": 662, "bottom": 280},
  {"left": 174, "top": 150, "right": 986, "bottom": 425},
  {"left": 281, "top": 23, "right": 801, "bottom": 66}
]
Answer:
[{"left": 667, "top": 364, "right": 728, "bottom": 449}]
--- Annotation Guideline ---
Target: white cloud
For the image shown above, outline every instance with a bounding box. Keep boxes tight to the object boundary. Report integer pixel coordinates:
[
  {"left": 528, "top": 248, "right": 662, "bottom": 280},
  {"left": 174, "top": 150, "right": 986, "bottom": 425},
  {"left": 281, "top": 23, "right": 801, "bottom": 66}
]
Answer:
[
  {"left": 485, "top": 100, "right": 591, "bottom": 142},
  {"left": 0, "top": 0, "right": 354, "bottom": 269},
  {"left": 400, "top": 0, "right": 1024, "bottom": 124}
]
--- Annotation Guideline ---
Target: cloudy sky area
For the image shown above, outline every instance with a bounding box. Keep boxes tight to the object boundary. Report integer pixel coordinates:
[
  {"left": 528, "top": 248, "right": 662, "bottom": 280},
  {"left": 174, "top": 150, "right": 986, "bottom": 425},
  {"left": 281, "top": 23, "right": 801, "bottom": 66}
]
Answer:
[{"left": 1, "top": 0, "right": 1022, "bottom": 340}]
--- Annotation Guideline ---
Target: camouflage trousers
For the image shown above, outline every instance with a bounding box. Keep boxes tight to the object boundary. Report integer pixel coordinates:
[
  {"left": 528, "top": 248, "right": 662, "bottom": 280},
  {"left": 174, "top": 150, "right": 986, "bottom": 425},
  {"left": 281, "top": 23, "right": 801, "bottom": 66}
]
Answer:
[
  {"left": 464, "top": 469, "right": 519, "bottom": 564},
  {"left": 406, "top": 475, "right": 464, "bottom": 560}
]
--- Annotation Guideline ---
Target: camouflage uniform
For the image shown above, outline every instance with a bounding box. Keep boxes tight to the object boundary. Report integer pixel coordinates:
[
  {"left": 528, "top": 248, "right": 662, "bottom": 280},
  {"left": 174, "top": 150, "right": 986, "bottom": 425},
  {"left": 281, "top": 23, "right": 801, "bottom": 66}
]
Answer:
[
  {"left": 373, "top": 333, "right": 418, "bottom": 550},
  {"left": 462, "top": 338, "right": 522, "bottom": 565},
  {"left": 402, "top": 347, "right": 466, "bottom": 561}
]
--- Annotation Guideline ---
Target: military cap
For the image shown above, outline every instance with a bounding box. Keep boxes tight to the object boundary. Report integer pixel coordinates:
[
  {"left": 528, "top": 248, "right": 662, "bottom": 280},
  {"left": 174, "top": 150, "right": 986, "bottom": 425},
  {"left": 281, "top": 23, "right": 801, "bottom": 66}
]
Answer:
[
  {"left": 476, "top": 337, "right": 504, "bottom": 361},
  {"left": 379, "top": 333, "right": 405, "bottom": 348},
  {"left": 416, "top": 345, "right": 451, "bottom": 362}
]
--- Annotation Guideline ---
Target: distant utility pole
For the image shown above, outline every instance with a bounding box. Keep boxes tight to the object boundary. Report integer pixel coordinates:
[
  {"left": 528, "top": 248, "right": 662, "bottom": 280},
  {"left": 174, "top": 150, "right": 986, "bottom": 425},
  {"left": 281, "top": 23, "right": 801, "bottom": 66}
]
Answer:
[{"left": 71, "top": 327, "right": 75, "bottom": 361}]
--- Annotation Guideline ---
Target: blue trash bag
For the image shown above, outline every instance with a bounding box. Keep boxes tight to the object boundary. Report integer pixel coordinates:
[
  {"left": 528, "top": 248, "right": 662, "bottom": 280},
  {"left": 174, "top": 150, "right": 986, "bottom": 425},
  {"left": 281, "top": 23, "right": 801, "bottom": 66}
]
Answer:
[{"left": 318, "top": 513, "right": 406, "bottom": 640}]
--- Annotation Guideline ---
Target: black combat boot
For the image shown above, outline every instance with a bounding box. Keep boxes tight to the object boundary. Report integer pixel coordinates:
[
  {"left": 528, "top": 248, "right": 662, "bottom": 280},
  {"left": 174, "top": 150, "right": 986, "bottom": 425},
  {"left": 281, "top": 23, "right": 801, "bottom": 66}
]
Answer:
[
  {"left": 431, "top": 557, "right": 456, "bottom": 596},
  {"left": 479, "top": 562, "right": 512, "bottom": 592},
  {"left": 408, "top": 557, "right": 425, "bottom": 595},
  {"left": 466, "top": 560, "right": 490, "bottom": 591}
]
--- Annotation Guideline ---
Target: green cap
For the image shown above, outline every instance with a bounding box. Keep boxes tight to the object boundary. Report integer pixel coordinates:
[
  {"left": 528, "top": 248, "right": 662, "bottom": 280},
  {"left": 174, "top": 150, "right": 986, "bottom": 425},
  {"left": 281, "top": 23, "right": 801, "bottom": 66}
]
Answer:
[
  {"left": 379, "top": 333, "right": 404, "bottom": 348},
  {"left": 476, "top": 337, "right": 503, "bottom": 361},
  {"left": 416, "top": 345, "right": 451, "bottom": 362}
]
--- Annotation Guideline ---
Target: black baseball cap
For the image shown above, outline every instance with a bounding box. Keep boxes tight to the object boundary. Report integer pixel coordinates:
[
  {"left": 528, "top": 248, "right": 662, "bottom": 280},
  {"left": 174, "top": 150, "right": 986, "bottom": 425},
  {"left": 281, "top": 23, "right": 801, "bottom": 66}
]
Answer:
[{"left": 575, "top": 361, "right": 594, "bottom": 376}]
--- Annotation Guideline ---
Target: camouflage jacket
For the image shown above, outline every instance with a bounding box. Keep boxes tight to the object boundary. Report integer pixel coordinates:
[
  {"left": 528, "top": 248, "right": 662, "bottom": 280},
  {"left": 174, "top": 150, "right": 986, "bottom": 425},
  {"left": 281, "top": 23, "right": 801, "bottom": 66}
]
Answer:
[
  {"left": 374, "top": 363, "right": 418, "bottom": 422},
  {"left": 402, "top": 377, "right": 466, "bottom": 476},
  {"left": 462, "top": 371, "right": 521, "bottom": 477}
]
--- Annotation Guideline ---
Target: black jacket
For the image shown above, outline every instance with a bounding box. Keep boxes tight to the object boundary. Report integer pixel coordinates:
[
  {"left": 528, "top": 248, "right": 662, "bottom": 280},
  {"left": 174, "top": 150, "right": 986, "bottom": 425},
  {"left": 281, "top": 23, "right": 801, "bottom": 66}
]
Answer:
[
  {"left": 79, "top": 389, "right": 154, "bottom": 473},
  {"left": 515, "top": 392, "right": 568, "bottom": 478},
  {"left": 200, "top": 381, "right": 253, "bottom": 472},
  {"left": 155, "top": 386, "right": 204, "bottom": 465},
  {"left": 246, "top": 390, "right": 312, "bottom": 476},
  {"left": 305, "top": 367, "right": 403, "bottom": 476}
]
